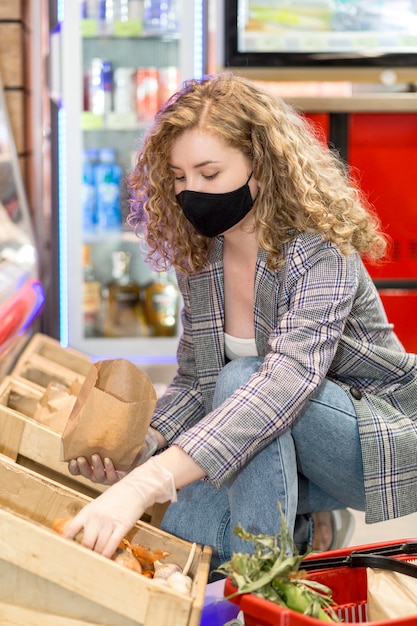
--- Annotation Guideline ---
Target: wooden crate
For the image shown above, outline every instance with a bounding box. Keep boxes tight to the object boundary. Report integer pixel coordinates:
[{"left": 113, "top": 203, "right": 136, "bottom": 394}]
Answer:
[
  {"left": 0, "top": 375, "right": 105, "bottom": 497},
  {"left": 0, "top": 454, "right": 211, "bottom": 626},
  {"left": 12, "top": 332, "right": 92, "bottom": 389}
]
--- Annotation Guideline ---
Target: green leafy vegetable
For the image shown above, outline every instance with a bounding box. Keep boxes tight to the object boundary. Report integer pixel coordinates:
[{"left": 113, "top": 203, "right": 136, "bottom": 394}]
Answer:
[{"left": 216, "top": 505, "right": 340, "bottom": 622}]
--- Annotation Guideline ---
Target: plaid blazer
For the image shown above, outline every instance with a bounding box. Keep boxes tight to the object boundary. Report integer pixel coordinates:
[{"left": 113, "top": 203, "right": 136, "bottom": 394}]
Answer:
[{"left": 152, "top": 232, "right": 417, "bottom": 524}]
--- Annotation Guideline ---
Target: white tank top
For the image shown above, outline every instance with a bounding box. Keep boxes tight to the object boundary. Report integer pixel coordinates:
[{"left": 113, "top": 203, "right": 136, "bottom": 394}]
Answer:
[{"left": 224, "top": 332, "right": 258, "bottom": 360}]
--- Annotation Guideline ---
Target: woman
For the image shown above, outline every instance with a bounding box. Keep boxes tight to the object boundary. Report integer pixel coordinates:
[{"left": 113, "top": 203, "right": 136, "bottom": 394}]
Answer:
[{"left": 66, "top": 73, "right": 417, "bottom": 570}]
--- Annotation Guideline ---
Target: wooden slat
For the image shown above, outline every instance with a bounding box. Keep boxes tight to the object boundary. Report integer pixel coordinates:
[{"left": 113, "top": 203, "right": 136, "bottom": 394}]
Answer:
[
  {"left": 0, "top": 0, "right": 22, "bottom": 20},
  {"left": 4, "top": 90, "right": 25, "bottom": 153},
  {"left": 0, "top": 24, "right": 24, "bottom": 87},
  {"left": 0, "top": 601, "right": 106, "bottom": 626}
]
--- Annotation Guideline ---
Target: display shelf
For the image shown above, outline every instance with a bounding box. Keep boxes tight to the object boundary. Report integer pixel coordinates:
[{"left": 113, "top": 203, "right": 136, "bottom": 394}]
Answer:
[{"left": 55, "top": 0, "right": 203, "bottom": 359}]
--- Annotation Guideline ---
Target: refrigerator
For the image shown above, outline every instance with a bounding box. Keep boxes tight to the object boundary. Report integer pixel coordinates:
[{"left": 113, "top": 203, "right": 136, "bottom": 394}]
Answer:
[
  {"left": 45, "top": 0, "right": 207, "bottom": 371},
  {"left": 0, "top": 70, "right": 45, "bottom": 379}
]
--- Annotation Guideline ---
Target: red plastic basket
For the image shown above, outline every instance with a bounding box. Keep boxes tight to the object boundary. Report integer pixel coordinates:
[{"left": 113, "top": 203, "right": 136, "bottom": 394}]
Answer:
[{"left": 224, "top": 539, "right": 417, "bottom": 625}]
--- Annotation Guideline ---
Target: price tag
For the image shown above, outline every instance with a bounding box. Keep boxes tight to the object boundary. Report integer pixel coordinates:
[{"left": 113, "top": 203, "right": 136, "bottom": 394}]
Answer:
[
  {"left": 81, "top": 112, "right": 104, "bottom": 131},
  {"left": 114, "top": 20, "right": 143, "bottom": 37},
  {"left": 81, "top": 19, "right": 98, "bottom": 38}
]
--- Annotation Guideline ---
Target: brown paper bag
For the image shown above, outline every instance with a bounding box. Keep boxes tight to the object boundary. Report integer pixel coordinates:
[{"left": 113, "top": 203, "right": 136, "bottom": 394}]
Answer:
[
  {"left": 367, "top": 561, "right": 417, "bottom": 620},
  {"left": 61, "top": 359, "right": 157, "bottom": 471}
]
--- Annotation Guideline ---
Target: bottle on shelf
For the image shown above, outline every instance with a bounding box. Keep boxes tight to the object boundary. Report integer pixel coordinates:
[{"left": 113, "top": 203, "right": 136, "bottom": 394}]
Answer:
[
  {"left": 128, "top": 0, "right": 145, "bottom": 23},
  {"left": 113, "top": 67, "right": 136, "bottom": 115},
  {"left": 82, "top": 148, "right": 99, "bottom": 233},
  {"left": 143, "top": 272, "right": 179, "bottom": 337},
  {"left": 88, "top": 59, "right": 113, "bottom": 116},
  {"left": 97, "top": 0, "right": 115, "bottom": 35},
  {"left": 102, "top": 250, "right": 148, "bottom": 337},
  {"left": 143, "top": 0, "right": 178, "bottom": 34},
  {"left": 82, "top": 244, "right": 102, "bottom": 337},
  {"left": 95, "top": 147, "right": 123, "bottom": 232}
]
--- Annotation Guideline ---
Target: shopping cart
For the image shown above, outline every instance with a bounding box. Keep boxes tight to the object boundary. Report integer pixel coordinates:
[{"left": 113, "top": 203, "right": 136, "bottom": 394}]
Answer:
[{"left": 223, "top": 539, "right": 417, "bottom": 625}]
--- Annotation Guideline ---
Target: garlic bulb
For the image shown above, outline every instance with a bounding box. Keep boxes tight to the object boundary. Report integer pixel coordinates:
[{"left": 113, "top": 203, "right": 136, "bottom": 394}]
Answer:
[
  {"left": 166, "top": 571, "right": 193, "bottom": 595},
  {"left": 153, "top": 561, "right": 182, "bottom": 580}
]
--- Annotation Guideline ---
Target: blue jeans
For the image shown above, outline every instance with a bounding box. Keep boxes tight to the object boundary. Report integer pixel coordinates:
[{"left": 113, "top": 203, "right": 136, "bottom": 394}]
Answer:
[{"left": 161, "top": 357, "right": 366, "bottom": 570}]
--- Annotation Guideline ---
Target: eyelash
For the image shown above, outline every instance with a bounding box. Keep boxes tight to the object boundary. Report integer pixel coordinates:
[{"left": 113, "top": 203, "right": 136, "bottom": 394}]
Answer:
[{"left": 174, "top": 173, "right": 219, "bottom": 181}]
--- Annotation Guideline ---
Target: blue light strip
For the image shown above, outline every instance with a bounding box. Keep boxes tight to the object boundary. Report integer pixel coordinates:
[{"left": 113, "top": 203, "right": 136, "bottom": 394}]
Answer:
[
  {"left": 57, "top": 0, "right": 64, "bottom": 22},
  {"left": 58, "top": 107, "right": 69, "bottom": 347},
  {"left": 194, "top": 0, "right": 204, "bottom": 78}
]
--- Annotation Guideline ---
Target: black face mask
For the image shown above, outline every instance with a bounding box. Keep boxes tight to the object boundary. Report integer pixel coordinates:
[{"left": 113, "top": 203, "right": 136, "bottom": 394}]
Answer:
[{"left": 176, "top": 172, "right": 254, "bottom": 238}]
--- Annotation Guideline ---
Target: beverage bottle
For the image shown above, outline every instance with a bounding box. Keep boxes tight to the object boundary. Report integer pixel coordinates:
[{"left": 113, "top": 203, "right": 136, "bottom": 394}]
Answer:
[
  {"left": 82, "top": 244, "right": 102, "bottom": 337},
  {"left": 81, "top": 148, "right": 98, "bottom": 233},
  {"left": 88, "top": 58, "right": 112, "bottom": 115},
  {"left": 166, "top": 0, "right": 179, "bottom": 33},
  {"left": 101, "top": 60, "right": 113, "bottom": 116},
  {"left": 80, "top": 0, "right": 88, "bottom": 19},
  {"left": 114, "top": 0, "right": 129, "bottom": 21},
  {"left": 95, "top": 148, "right": 123, "bottom": 232},
  {"left": 128, "top": 0, "right": 144, "bottom": 22},
  {"left": 83, "top": 0, "right": 98, "bottom": 18},
  {"left": 102, "top": 251, "right": 146, "bottom": 337},
  {"left": 113, "top": 67, "right": 135, "bottom": 114},
  {"left": 98, "top": 0, "right": 115, "bottom": 34},
  {"left": 143, "top": 0, "right": 162, "bottom": 33},
  {"left": 143, "top": 272, "right": 179, "bottom": 336}
]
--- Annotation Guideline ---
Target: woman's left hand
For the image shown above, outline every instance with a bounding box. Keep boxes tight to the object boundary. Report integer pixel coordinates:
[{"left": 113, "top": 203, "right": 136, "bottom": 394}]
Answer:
[{"left": 68, "top": 454, "right": 126, "bottom": 485}]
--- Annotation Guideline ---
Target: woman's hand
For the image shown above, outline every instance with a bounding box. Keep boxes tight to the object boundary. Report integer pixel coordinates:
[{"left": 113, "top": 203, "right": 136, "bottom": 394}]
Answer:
[
  {"left": 68, "top": 455, "right": 125, "bottom": 485},
  {"left": 63, "top": 456, "right": 178, "bottom": 558},
  {"left": 67, "top": 427, "right": 164, "bottom": 485},
  {"left": 64, "top": 446, "right": 205, "bottom": 558}
]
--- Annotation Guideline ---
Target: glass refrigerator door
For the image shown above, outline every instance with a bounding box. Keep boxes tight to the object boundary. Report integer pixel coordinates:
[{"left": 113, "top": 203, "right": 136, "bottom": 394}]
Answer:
[
  {"left": 53, "top": 0, "right": 205, "bottom": 366},
  {"left": 0, "top": 71, "right": 45, "bottom": 370}
]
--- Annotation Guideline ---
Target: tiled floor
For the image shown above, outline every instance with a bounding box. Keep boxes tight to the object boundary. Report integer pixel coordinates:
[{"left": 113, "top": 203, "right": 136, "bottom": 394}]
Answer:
[{"left": 348, "top": 508, "right": 417, "bottom": 548}]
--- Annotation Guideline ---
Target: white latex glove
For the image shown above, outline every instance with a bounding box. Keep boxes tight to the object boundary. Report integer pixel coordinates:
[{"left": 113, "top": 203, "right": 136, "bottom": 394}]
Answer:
[
  {"left": 67, "top": 426, "right": 161, "bottom": 485},
  {"left": 131, "top": 426, "right": 159, "bottom": 465},
  {"left": 63, "top": 456, "right": 177, "bottom": 558}
]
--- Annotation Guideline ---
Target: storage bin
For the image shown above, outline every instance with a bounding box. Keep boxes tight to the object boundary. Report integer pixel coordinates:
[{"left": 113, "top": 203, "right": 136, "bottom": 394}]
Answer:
[
  {"left": 224, "top": 540, "right": 417, "bottom": 625},
  {"left": 0, "top": 453, "right": 211, "bottom": 626},
  {"left": 11, "top": 332, "right": 91, "bottom": 390},
  {"left": 0, "top": 374, "right": 104, "bottom": 496}
]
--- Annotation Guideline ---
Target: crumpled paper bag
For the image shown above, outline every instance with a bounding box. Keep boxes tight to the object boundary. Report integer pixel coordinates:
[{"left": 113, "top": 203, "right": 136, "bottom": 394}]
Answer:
[
  {"left": 367, "top": 563, "right": 417, "bottom": 620},
  {"left": 61, "top": 359, "right": 157, "bottom": 471},
  {"left": 33, "top": 380, "right": 81, "bottom": 432}
]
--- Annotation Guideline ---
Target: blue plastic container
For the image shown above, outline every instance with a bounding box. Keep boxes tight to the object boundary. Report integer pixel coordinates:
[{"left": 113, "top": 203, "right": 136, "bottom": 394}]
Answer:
[
  {"left": 200, "top": 579, "right": 240, "bottom": 626},
  {"left": 81, "top": 148, "right": 99, "bottom": 233},
  {"left": 95, "top": 148, "right": 123, "bottom": 232}
]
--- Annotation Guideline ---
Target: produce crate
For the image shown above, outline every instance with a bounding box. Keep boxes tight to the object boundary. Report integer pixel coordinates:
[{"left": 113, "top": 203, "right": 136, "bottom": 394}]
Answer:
[
  {"left": 224, "top": 540, "right": 417, "bottom": 625},
  {"left": 0, "top": 374, "right": 105, "bottom": 496},
  {"left": 11, "top": 332, "right": 91, "bottom": 390},
  {"left": 0, "top": 454, "right": 211, "bottom": 626}
]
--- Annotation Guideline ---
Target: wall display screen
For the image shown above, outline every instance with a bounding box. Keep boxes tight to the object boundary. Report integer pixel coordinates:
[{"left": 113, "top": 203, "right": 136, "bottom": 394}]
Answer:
[{"left": 225, "top": 0, "right": 417, "bottom": 68}]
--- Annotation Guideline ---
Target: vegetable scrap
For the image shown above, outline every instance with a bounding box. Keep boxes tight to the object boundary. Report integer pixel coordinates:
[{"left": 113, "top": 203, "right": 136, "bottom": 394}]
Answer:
[
  {"left": 52, "top": 517, "right": 194, "bottom": 595},
  {"left": 217, "top": 505, "right": 340, "bottom": 623}
]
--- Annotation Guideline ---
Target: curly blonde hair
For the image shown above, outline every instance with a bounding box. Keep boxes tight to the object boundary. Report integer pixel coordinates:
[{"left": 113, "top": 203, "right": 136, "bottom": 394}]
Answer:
[{"left": 128, "top": 72, "right": 387, "bottom": 273}]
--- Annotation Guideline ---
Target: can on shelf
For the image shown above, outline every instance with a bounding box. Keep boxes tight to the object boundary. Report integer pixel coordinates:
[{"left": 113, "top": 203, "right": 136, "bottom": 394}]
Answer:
[
  {"left": 158, "top": 66, "right": 179, "bottom": 109},
  {"left": 88, "top": 58, "right": 113, "bottom": 115},
  {"left": 114, "top": 67, "right": 136, "bottom": 114},
  {"left": 135, "top": 67, "right": 159, "bottom": 122}
]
